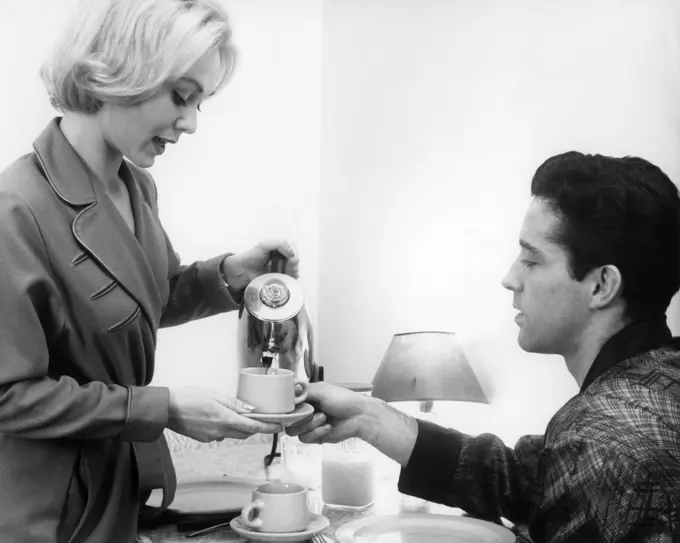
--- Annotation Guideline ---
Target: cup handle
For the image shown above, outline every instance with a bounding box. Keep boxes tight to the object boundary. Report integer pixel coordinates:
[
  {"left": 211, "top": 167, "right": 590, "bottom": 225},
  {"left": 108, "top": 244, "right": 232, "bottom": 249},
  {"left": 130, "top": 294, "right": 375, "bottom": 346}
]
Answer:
[
  {"left": 294, "top": 381, "right": 309, "bottom": 404},
  {"left": 240, "top": 499, "right": 265, "bottom": 530}
]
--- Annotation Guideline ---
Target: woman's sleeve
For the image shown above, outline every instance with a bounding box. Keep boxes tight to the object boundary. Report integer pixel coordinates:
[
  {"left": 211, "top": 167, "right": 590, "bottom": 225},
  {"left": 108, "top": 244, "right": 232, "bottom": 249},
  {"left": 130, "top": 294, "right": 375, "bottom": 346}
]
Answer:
[{"left": 0, "top": 191, "right": 166, "bottom": 441}]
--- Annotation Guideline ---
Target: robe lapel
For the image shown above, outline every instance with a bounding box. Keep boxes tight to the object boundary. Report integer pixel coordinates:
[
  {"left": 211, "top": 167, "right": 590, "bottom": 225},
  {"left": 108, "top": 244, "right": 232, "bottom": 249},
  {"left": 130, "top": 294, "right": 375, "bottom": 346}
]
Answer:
[
  {"left": 33, "top": 118, "right": 163, "bottom": 330},
  {"left": 119, "top": 162, "right": 169, "bottom": 296},
  {"left": 73, "top": 195, "right": 162, "bottom": 330}
]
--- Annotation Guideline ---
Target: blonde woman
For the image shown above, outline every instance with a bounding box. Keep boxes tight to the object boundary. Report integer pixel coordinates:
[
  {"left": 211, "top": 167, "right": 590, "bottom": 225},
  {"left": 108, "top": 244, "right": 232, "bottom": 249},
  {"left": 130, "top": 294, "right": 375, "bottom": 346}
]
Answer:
[{"left": 0, "top": 0, "right": 297, "bottom": 541}]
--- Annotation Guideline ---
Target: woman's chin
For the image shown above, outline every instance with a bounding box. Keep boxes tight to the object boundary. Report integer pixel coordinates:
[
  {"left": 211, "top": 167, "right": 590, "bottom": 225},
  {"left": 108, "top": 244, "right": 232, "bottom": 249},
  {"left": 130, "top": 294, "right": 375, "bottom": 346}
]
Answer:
[{"left": 126, "top": 152, "right": 155, "bottom": 169}]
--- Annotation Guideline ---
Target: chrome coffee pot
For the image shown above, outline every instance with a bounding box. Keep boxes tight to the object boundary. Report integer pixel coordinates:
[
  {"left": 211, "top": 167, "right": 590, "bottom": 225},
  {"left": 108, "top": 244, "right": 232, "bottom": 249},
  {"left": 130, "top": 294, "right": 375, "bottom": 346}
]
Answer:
[
  {"left": 236, "top": 251, "right": 320, "bottom": 466},
  {"left": 236, "top": 251, "right": 320, "bottom": 385}
]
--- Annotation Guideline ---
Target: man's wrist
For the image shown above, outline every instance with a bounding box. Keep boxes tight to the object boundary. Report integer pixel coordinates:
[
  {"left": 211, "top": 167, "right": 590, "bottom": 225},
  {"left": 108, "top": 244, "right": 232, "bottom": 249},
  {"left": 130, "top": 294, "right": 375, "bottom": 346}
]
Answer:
[
  {"left": 357, "top": 395, "right": 382, "bottom": 444},
  {"left": 360, "top": 396, "right": 419, "bottom": 467}
]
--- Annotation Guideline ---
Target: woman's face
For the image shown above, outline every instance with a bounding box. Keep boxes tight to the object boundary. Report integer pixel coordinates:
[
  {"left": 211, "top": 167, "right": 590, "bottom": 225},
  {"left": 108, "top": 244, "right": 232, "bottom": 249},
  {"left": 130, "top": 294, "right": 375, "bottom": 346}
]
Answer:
[{"left": 98, "top": 50, "right": 222, "bottom": 168}]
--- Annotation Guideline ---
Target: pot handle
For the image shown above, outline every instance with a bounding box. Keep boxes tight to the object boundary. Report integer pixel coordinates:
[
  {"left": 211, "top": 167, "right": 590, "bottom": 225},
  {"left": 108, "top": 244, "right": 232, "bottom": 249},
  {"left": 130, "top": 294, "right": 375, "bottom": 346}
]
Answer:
[{"left": 270, "top": 250, "right": 286, "bottom": 274}]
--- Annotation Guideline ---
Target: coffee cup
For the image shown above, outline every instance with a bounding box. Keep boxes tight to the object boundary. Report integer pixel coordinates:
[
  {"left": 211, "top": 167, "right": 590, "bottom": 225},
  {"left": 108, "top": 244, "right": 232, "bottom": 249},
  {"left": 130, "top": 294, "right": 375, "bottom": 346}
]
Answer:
[
  {"left": 240, "top": 482, "right": 311, "bottom": 533},
  {"left": 237, "top": 367, "right": 309, "bottom": 414}
]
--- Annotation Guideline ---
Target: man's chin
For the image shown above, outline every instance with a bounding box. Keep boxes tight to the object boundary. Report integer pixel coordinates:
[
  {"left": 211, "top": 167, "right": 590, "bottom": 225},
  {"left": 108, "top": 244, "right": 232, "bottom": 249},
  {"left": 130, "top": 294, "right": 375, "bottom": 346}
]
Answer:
[
  {"left": 517, "top": 333, "right": 555, "bottom": 355},
  {"left": 517, "top": 331, "right": 538, "bottom": 353}
]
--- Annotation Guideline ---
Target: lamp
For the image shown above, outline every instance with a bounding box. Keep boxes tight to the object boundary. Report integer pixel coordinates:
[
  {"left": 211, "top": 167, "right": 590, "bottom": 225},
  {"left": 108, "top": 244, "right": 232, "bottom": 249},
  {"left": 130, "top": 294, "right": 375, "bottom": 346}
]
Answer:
[
  {"left": 372, "top": 331, "right": 489, "bottom": 515},
  {"left": 372, "top": 331, "right": 488, "bottom": 406}
]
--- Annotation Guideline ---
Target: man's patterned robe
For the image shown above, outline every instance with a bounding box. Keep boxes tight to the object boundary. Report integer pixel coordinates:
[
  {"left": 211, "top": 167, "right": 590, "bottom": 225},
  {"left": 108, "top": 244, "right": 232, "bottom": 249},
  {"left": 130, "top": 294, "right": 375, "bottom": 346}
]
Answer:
[{"left": 399, "top": 317, "right": 680, "bottom": 542}]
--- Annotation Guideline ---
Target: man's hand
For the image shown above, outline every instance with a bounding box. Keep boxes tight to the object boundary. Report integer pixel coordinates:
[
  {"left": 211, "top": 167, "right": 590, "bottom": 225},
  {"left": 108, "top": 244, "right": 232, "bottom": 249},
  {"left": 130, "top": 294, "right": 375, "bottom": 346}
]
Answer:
[
  {"left": 284, "top": 382, "right": 370, "bottom": 444},
  {"left": 285, "top": 382, "right": 420, "bottom": 466}
]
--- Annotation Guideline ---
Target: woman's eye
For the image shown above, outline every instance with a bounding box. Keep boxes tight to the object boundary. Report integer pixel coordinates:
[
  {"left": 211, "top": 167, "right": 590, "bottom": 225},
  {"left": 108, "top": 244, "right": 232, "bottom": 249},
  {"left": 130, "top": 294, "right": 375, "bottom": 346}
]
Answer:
[
  {"left": 172, "top": 91, "right": 189, "bottom": 107},
  {"left": 173, "top": 91, "right": 203, "bottom": 112}
]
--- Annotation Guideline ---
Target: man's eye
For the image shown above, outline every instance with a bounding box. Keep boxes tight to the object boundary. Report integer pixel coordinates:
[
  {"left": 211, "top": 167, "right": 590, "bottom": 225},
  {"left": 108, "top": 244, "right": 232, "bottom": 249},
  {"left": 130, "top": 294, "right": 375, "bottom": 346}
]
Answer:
[{"left": 521, "top": 260, "right": 536, "bottom": 268}]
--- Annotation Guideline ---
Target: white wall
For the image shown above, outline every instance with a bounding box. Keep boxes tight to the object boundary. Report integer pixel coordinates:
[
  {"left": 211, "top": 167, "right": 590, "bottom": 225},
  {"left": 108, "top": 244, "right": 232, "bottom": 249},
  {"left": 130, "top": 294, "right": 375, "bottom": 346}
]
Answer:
[
  {"left": 151, "top": 1, "right": 322, "bottom": 394},
  {"left": 0, "top": 0, "right": 322, "bottom": 397},
  {"left": 318, "top": 0, "right": 680, "bottom": 442},
  {"left": 3, "top": 0, "right": 680, "bottom": 444}
]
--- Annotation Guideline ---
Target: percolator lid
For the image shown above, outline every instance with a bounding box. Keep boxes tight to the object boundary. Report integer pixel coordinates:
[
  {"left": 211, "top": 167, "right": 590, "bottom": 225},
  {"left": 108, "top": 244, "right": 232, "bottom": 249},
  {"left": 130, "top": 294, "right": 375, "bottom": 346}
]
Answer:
[{"left": 243, "top": 272, "right": 305, "bottom": 322}]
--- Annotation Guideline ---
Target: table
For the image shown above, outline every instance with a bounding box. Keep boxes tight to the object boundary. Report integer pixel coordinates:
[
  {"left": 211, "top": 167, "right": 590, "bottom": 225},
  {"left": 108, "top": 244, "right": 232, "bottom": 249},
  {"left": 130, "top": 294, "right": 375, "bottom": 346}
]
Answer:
[{"left": 138, "top": 437, "right": 527, "bottom": 542}]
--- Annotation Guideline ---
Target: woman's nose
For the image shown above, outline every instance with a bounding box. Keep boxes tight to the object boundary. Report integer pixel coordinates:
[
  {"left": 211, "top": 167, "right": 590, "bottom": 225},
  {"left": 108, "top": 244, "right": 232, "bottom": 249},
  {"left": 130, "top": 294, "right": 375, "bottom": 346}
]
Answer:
[{"left": 175, "top": 107, "right": 198, "bottom": 135}]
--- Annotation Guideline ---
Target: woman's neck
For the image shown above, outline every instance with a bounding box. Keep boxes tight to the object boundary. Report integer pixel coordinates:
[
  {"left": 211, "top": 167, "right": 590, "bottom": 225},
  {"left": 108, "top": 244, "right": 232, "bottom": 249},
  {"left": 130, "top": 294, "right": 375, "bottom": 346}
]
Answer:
[{"left": 60, "top": 112, "right": 123, "bottom": 192}]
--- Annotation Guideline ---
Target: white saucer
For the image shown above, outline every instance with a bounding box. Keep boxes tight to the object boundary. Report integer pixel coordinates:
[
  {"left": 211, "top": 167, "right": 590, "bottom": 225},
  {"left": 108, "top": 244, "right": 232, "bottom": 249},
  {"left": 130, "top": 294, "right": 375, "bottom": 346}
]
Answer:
[
  {"left": 243, "top": 402, "right": 314, "bottom": 426},
  {"left": 335, "top": 514, "right": 515, "bottom": 542},
  {"left": 230, "top": 513, "right": 329, "bottom": 542}
]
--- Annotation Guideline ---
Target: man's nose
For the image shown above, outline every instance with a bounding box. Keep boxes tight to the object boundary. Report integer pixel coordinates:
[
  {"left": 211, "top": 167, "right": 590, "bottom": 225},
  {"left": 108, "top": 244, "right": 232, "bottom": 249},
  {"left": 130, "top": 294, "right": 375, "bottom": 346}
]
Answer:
[{"left": 501, "top": 261, "right": 519, "bottom": 292}]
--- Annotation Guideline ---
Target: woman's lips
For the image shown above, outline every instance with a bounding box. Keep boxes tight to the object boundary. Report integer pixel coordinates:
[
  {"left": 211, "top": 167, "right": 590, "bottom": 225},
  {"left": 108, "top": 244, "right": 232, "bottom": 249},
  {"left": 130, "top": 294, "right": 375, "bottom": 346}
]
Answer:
[{"left": 151, "top": 137, "right": 166, "bottom": 155}]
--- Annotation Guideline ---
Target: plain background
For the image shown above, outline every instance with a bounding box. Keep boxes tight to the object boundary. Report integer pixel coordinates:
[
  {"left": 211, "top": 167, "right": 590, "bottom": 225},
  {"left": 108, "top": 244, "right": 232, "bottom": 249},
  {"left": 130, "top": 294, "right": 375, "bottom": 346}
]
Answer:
[{"left": 2, "top": 0, "right": 679, "bottom": 443}]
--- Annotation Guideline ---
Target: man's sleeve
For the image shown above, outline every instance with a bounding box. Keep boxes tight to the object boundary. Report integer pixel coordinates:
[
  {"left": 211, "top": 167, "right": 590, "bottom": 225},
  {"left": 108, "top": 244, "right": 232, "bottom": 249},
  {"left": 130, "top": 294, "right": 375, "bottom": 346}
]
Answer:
[{"left": 398, "top": 419, "right": 544, "bottom": 526}]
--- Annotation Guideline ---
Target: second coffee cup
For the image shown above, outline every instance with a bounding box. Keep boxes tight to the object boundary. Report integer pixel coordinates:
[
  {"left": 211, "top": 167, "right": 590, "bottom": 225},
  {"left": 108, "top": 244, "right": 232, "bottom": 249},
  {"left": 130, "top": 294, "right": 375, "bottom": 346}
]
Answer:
[
  {"left": 237, "top": 368, "right": 309, "bottom": 414},
  {"left": 240, "top": 482, "right": 311, "bottom": 533}
]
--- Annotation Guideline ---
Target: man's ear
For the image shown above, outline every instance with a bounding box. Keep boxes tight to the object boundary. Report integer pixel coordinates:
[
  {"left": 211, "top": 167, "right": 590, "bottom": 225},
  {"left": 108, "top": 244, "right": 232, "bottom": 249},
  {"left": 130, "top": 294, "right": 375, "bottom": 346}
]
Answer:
[{"left": 589, "top": 265, "right": 623, "bottom": 309}]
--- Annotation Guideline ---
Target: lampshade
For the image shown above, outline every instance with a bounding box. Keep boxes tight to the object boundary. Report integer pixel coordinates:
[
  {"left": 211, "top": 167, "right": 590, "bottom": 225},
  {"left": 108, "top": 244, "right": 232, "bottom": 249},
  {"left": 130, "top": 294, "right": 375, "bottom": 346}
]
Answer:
[{"left": 371, "top": 331, "right": 488, "bottom": 404}]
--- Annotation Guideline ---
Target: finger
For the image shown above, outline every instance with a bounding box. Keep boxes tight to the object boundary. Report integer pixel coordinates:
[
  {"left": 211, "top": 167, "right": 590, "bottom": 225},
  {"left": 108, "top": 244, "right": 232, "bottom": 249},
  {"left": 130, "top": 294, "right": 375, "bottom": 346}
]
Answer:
[
  {"left": 296, "top": 409, "right": 315, "bottom": 426},
  {"left": 286, "top": 411, "right": 326, "bottom": 437},
  {"left": 253, "top": 421, "right": 285, "bottom": 434},
  {"left": 276, "top": 240, "right": 296, "bottom": 259},
  {"left": 216, "top": 397, "right": 255, "bottom": 414},
  {"left": 302, "top": 383, "right": 328, "bottom": 409},
  {"left": 284, "top": 259, "right": 300, "bottom": 279},
  {"left": 230, "top": 416, "right": 282, "bottom": 435},
  {"left": 223, "top": 430, "right": 253, "bottom": 440},
  {"left": 286, "top": 412, "right": 328, "bottom": 435},
  {"left": 259, "top": 239, "right": 296, "bottom": 259},
  {"left": 284, "top": 253, "right": 300, "bottom": 267},
  {"left": 297, "top": 424, "right": 333, "bottom": 444}
]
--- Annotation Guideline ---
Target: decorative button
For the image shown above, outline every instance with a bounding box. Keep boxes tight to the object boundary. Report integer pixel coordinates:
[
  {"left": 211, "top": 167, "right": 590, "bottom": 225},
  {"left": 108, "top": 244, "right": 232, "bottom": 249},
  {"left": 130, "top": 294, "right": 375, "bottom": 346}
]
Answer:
[{"left": 259, "top": 279, "right": 290, "bottom": 308}]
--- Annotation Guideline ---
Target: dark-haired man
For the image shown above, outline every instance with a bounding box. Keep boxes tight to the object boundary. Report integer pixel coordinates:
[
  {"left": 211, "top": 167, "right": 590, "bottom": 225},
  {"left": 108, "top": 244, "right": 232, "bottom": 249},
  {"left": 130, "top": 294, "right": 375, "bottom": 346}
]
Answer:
[{"left": 288, "top": 152, "right": 680, "bottom": 542}]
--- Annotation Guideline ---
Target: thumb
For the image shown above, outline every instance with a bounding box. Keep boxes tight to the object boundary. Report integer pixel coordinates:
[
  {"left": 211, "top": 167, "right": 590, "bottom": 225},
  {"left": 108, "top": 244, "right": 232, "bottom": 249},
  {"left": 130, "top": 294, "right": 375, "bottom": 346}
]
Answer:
[{"left": 218, "top": 397, "right": 256, "bottom": 414}]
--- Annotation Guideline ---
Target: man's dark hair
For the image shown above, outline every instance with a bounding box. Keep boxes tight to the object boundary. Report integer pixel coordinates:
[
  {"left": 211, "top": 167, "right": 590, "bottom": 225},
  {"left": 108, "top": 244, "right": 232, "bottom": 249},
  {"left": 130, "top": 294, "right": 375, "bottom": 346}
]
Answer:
[{"left": 531, "top": 151, "right": 680, "bottom": 320}]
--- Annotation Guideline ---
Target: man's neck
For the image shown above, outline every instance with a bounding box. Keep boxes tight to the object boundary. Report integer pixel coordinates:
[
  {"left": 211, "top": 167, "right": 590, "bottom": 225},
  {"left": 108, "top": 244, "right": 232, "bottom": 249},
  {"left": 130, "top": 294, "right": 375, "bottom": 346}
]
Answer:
[
  {"left": 564, "top": 341, "right": 605, "bottom": 388},
  {"left": 563, "top": 318, "right": 627, "bottom": 388}
]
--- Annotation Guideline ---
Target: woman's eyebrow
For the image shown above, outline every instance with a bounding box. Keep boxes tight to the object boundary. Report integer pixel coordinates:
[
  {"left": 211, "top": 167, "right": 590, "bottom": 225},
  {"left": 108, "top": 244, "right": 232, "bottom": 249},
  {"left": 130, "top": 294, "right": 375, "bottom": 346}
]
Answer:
[{"left": 178, "top": 76, "right": 204, "bottom": 94}]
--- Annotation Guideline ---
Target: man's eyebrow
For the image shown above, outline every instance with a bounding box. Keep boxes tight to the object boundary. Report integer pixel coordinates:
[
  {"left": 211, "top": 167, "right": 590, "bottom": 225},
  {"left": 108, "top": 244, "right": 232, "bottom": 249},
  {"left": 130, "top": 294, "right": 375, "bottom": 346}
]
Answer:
[{"left": 519, "top": 239, "right": 545, "bottom": 257}]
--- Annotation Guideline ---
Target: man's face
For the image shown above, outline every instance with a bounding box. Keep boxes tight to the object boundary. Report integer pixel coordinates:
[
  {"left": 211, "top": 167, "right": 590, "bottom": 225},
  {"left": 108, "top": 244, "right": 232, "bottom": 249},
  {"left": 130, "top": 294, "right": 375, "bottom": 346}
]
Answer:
[{"left": 502, "top": 198, "right": 592, "bottom": 356}]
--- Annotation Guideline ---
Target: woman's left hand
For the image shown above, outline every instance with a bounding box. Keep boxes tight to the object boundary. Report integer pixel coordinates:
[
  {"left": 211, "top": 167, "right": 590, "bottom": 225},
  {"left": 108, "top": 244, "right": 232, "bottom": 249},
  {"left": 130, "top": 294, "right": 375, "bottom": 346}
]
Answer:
[{"left": 221, "top": 239, "right": 300, "bottom": 290}]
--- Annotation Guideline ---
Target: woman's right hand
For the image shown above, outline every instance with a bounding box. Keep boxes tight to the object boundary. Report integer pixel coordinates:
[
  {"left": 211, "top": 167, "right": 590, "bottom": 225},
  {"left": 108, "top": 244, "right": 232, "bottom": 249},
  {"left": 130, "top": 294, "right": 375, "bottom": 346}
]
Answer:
[{"left": 166, "top": 387, "right": 282, "bottom": 441}]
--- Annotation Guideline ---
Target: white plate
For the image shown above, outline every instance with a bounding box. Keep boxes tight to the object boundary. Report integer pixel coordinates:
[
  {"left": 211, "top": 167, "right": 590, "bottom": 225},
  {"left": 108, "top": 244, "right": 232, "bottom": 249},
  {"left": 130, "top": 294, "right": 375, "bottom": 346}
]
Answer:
[
  {"left": 336, "top": 514, "right": 515, "bottom": 543},
  {"left": 146, "top": 476, "right": 265, "bottom": 515},
  {"left": 230, "top": 512, "right": 329, "bottom": 542},
  {"left": 244, "top": 402, "right": 314, "bottom": 426}
]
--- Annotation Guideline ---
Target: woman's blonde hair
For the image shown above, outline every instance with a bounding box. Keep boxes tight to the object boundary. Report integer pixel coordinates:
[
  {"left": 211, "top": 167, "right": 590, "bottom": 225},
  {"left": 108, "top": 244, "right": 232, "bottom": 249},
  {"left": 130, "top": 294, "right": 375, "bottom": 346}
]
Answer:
[{"left": 40, "top": 0, "right": 236, "bottom": 113}]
